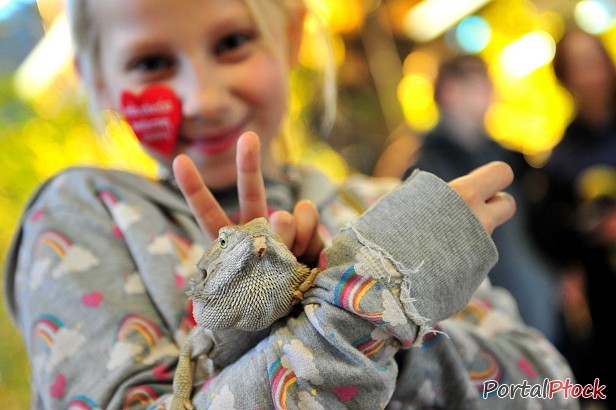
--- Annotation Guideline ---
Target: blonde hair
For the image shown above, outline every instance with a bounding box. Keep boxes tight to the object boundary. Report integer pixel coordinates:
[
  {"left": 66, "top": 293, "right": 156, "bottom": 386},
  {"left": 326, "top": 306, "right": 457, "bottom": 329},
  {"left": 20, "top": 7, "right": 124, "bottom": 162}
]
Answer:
[{"left": 65, "top": 0, "right": 336, "bottom": 136}]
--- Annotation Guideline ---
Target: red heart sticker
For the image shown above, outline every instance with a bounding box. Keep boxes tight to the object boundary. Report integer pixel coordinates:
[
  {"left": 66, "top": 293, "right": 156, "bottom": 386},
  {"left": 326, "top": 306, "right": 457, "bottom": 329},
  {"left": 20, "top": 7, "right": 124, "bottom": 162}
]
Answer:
[{"left": 121, "top": 85, "right": 181, "bottom": 155}]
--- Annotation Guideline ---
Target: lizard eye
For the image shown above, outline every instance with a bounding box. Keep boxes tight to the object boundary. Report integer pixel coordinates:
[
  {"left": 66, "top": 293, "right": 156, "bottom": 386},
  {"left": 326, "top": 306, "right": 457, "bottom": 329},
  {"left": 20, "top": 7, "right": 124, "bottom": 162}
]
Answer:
[{"left": 219, "top": 232, "right": 228, "bottom": 249}]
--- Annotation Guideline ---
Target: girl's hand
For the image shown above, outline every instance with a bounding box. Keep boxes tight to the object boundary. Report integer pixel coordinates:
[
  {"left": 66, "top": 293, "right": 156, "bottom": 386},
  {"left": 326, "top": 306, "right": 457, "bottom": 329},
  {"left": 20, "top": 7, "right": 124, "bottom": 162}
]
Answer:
[
  {"left": 172, "top": 132, "right": 323, "bottom": 264},
  {"left": 448, "top": 161, "right": 516, "bottom": 235},
  {"left": 269, "top": 199, "right": 323, "bottom": 266}
]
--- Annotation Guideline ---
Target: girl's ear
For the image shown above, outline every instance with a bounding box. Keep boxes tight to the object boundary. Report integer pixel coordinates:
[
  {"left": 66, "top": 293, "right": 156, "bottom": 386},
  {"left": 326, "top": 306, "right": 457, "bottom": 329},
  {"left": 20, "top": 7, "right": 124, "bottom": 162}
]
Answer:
[
  {"left": 74, "top": 56, "right": 114, "bottom": 109},
  {"left": 287, "top": 3, "right": 306, "bottom": 67},
  {"left": 92, "top": 70, "right": 114, "bottom": 109},
  {"left": 73, "top": 57, "right": 81, "bottom": 78}
]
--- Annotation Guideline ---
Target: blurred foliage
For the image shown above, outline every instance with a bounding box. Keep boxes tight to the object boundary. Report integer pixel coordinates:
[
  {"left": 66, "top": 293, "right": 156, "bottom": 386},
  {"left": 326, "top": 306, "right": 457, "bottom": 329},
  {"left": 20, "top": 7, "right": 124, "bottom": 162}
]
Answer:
[
  {"left": 0, "top": 74, "right": 40, "bottom": 409},
  {"left": 0, "top": 74, "right": 159, "bottom": 408}
]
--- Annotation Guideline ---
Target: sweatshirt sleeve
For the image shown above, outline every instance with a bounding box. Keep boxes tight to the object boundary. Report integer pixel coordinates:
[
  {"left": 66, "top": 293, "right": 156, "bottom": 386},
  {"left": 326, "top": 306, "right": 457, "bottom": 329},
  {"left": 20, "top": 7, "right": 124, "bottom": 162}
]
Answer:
[
  {"left": 189, "top": 170, "right": 577, "bottom": 410},
  {"left": 184, "top": 170, "right": 551, "bottom": 409},
  {"left": 5, "top": 168, "right": 577, "bottom": 409}
]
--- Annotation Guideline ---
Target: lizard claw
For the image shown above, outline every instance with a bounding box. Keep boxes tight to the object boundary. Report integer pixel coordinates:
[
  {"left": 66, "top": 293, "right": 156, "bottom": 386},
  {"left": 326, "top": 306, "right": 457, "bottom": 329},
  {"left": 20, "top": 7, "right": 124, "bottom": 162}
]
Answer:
[{"left": 292, "top": 268, "right": 322, "bottom": 304}]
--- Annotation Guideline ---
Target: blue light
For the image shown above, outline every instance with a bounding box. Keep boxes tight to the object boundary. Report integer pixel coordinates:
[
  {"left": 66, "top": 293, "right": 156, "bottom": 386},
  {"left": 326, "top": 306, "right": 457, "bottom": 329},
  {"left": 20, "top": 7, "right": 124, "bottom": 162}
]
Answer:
[
  {"left": 575, "top": 0, "right": 616, "bottom": 34},
  {"left": 455, "top": 16, "right": 492, "bottom": 54},
  {"left": 0, "top": 0, "right": 35, "bottom": 21}
]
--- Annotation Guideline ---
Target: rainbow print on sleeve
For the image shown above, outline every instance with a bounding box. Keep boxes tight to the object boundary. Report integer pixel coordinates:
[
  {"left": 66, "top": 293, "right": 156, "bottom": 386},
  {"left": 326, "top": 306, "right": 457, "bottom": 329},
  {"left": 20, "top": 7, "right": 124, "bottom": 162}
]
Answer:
[
  {"left": 116, "top": 314, "right": 163, "bottom": 349},
  {"left": 32, "top": 313, "right": 64, "bottom": 349},
  {"left": 122, "top": 385, "right": 165, "bottom": 409},
  {"left": 268, "top": 357, "right": 297, "bottom": 410},
  {"left": 67, "top": 395, "right": 101, "bottom": 410},
  {"left": 333, "top": 267, "right": 385, "bottom": 325}
]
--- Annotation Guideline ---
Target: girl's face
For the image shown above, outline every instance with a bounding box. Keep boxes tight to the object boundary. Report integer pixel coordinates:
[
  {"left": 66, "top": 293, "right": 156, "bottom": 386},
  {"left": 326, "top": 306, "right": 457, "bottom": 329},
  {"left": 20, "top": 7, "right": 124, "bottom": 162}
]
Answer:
[{"left": 92, "top": 0, "right": 301, "bottom": 188}]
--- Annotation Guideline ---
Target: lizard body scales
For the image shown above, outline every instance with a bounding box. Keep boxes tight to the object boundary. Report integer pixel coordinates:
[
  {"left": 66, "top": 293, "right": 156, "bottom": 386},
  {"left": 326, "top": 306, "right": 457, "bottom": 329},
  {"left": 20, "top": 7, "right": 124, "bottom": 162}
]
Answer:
[
  {"left": 171, "top": 217, "right": 320, "bottom": 408},
  {"left": 189, "top": 217, "right": 316, "bottom": 331}
]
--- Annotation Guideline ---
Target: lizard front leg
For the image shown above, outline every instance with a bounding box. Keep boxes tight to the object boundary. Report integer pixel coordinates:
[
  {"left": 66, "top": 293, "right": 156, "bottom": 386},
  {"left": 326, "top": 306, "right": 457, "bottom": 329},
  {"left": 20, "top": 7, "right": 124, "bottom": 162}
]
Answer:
[
  {"left": 292, "top": 268, "right": 322, "bottom": 304},
  {"left": 170, "top": 333, "right": 196, "bottom": 410}
]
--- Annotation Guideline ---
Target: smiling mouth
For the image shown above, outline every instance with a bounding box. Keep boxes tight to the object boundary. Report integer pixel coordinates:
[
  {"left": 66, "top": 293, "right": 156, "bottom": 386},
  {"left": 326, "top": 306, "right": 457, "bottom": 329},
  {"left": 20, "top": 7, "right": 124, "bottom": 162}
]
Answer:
[{"left": 180, "top": 123, "right": 246, "bottom": 155}]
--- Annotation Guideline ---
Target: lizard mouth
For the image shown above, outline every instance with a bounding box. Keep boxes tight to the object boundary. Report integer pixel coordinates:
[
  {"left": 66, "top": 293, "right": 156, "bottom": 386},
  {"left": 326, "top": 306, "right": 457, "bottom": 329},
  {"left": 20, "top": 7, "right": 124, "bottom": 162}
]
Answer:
[
  {"left": 198, "top": 268, "right": 208, "bottom": 285},
  {"left": 190, "top": 268, "right": 208, "bottom": 291}
]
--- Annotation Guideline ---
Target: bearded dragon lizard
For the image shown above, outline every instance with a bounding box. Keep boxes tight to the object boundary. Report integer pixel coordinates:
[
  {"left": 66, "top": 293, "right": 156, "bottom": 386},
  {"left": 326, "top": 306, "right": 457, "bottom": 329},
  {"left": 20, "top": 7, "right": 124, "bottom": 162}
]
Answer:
[{"left": 170, "top": 217, "right": 321, "bottom": 409}]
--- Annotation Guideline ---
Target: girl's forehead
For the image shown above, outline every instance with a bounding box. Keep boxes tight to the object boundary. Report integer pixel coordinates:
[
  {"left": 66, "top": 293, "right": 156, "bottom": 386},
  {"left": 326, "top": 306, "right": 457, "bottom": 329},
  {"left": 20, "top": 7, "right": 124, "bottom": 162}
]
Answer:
[{"left": 90, "top": 0, "right": 256, "bottom": 29}]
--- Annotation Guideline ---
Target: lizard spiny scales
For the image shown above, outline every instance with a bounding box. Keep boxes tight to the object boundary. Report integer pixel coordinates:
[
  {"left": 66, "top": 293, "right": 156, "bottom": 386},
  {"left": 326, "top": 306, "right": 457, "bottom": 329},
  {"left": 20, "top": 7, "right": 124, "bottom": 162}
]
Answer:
[
  {"left": 189, "top": 217, "right": 318, "bottom": 331},
  {"left": 170, "top": 217, "right": 320, "bottom": 408}
]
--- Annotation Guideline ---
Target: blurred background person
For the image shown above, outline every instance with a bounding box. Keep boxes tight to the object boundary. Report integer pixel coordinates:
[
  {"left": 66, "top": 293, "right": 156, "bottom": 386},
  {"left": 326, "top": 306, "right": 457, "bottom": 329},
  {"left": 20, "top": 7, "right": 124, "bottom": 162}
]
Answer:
[
  {"left": 523, "top": 27, "right": 616, "bottom": 409},
  {"left": 378, "top": 54, "right": 564, "bottom": 347}
]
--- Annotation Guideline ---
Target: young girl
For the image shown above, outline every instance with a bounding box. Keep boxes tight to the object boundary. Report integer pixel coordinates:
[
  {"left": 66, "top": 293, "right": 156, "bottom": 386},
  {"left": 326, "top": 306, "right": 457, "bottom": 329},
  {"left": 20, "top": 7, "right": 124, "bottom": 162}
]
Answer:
[{"left": 4, "top": 0, "right": 576, "bottom": 408}]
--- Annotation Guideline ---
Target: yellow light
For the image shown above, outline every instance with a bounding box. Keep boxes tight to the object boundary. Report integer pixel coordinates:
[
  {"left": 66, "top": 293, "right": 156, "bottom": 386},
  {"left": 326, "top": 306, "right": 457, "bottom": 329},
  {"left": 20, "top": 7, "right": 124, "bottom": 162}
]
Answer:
[
  {"left": 402, "top": 51, "right": 438, "bottom": 79},
  {"left": 397, "top": 74, "right": 438, "bottom": 131},
  {"left": 498, "top": 30, "right": 555, "bottom": 78},
  {"left": 577, "top": 166, "right": 616, "bottom": 201},
  {"left": 36, "top": 0, "right": 64, "bottom": 27},
  {"left": 13, "top": 12, "right": 75, "bottom": 108},
  {"left": 404, "top": 0, "right": 492, "bottom": 42},
  {"left": 485, "top": 71, "right": 573, "bottom": 156}
]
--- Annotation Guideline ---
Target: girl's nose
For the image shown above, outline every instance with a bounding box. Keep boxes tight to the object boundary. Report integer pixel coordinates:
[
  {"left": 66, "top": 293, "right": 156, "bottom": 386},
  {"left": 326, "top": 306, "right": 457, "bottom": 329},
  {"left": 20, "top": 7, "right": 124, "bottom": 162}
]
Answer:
[{"left": 178, "top": 62, "right": 231, "bottom": 124}]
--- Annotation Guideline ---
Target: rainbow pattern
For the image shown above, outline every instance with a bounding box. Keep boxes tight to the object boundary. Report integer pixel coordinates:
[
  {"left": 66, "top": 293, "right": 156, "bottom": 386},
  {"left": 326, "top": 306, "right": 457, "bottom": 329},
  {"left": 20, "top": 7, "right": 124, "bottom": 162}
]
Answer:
[
  {"left": 268, "top": 357, "right": 297, "bottom": 410},
  {"left": 35, "top": 230, "right": 72, "bottom": 258},
  {"left": 32, "top": 314, "right": 64, "bottom": 347},
  {"left": 97, "top": 188, "right": 122, "bottom": 207},
  {"left": 333, "top": 267, "right": 385, "bottom": 324},
  {"left": 455, "top": 296, "right": 493, "bottom": 323},
  {"left": 352, "top": 333, "right": 386, "bottom": 357},
  {"left": 470, "top": 347, "right": 504, "bottom": 394},
  {"left": 116, "top": 314, "right": 163, "bottom": 348},
  {"left": 67, "top": 395, "right": 99, "bottom": 410},
  {"left": 122, "top": 385, "right": 163, "bottom": 409}
]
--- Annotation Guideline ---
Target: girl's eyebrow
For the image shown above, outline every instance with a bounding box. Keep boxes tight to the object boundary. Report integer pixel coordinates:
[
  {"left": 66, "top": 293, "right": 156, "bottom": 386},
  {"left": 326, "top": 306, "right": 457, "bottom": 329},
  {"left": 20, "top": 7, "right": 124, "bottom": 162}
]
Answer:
[
  {"left": 116, "top": 10, "right": 256, "bottom": 57},
  {"left": 204, "top": 12, "right": 256, "bottom": 36},
  {"left": 115, "top": 40, "right": 173, "bottom": 67}
]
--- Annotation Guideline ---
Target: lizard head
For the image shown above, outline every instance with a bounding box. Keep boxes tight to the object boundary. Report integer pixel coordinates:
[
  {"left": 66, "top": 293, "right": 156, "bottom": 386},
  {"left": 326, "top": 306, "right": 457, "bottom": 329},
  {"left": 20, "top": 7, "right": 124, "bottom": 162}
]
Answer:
[{"left": 188, "top": 217, "right": 305, "bottom": 331}]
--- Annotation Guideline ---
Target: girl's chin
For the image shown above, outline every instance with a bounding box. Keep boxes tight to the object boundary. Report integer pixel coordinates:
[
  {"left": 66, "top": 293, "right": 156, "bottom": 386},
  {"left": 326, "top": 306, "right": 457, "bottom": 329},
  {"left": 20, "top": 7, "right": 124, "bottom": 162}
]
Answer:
[{"left": 192, "top": 160, "right": 238, "bottom": 190}]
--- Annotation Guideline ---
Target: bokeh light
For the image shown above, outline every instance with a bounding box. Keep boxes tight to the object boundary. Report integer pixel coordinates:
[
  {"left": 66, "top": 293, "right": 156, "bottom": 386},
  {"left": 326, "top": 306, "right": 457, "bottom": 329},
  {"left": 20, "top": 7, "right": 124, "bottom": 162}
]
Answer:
[
  {"left": 498, "top": 30, "right": 556, "bottom": 78},
  {"left": 451, "top": 15, "right": 492, "bottom": 53},
  {"left": 0, "top": 0, "right": 34, "bottom": 20},
  {"left": 397, "top": 73, "right": 438, "bottom": 131},
  {"left": 404, "top": 0, "right": 491, "bottom": 42},
  {"left": 575, "top": 0, "right": 615, "bottom": 35}
]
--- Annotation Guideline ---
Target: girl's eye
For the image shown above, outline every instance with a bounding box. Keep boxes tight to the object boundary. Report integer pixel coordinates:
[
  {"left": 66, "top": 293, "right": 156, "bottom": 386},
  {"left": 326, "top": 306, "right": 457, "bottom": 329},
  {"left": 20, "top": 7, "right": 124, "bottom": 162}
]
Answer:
[
  {"left": 215, "top": 32, "right": 252, "bottom": 55},
  {"left": 130, "top": 55, "right": 174, "bottom": 75}
]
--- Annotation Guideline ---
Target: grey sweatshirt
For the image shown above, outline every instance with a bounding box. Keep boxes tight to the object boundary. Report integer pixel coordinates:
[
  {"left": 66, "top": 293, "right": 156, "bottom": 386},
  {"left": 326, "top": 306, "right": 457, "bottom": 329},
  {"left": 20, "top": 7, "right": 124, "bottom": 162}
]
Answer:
[{"left": 3, "top": 166, "right": 578, "bottom": 409}]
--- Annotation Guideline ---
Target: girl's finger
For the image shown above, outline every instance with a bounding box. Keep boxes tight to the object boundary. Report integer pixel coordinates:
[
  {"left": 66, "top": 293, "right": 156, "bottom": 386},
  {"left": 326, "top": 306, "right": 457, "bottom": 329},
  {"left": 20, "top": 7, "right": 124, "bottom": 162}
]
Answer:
[
  {"left": 465, "top": 161, "right": 514, "bottom": 201},
  {"left": 172, "top": 154, "right": 230, "bottom": 239},
  {"left": 292, "top": 200, "right": 320, "bottom": 258},
  {"left": 483, "top": 192, "right": 516, "bottom": 234},
  {"left": 237, "top": 132, "right": 268, "bottom": 224},
  {"left": 269, "top": 210, "right": 295, "bottom": 250}
]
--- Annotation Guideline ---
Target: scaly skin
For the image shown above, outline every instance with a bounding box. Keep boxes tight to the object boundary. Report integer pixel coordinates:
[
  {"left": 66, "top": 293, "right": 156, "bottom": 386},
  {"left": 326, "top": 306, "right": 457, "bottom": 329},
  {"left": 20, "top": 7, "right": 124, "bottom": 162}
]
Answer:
[
  {"left": 170, "top": 335, "right": 195, "bottom": 410},
  {"left": 188, "top": 217, "right": 320, "bottom": 332},
  {"left": 170, "top": 217, "right": 321, "bottom": 407}
]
